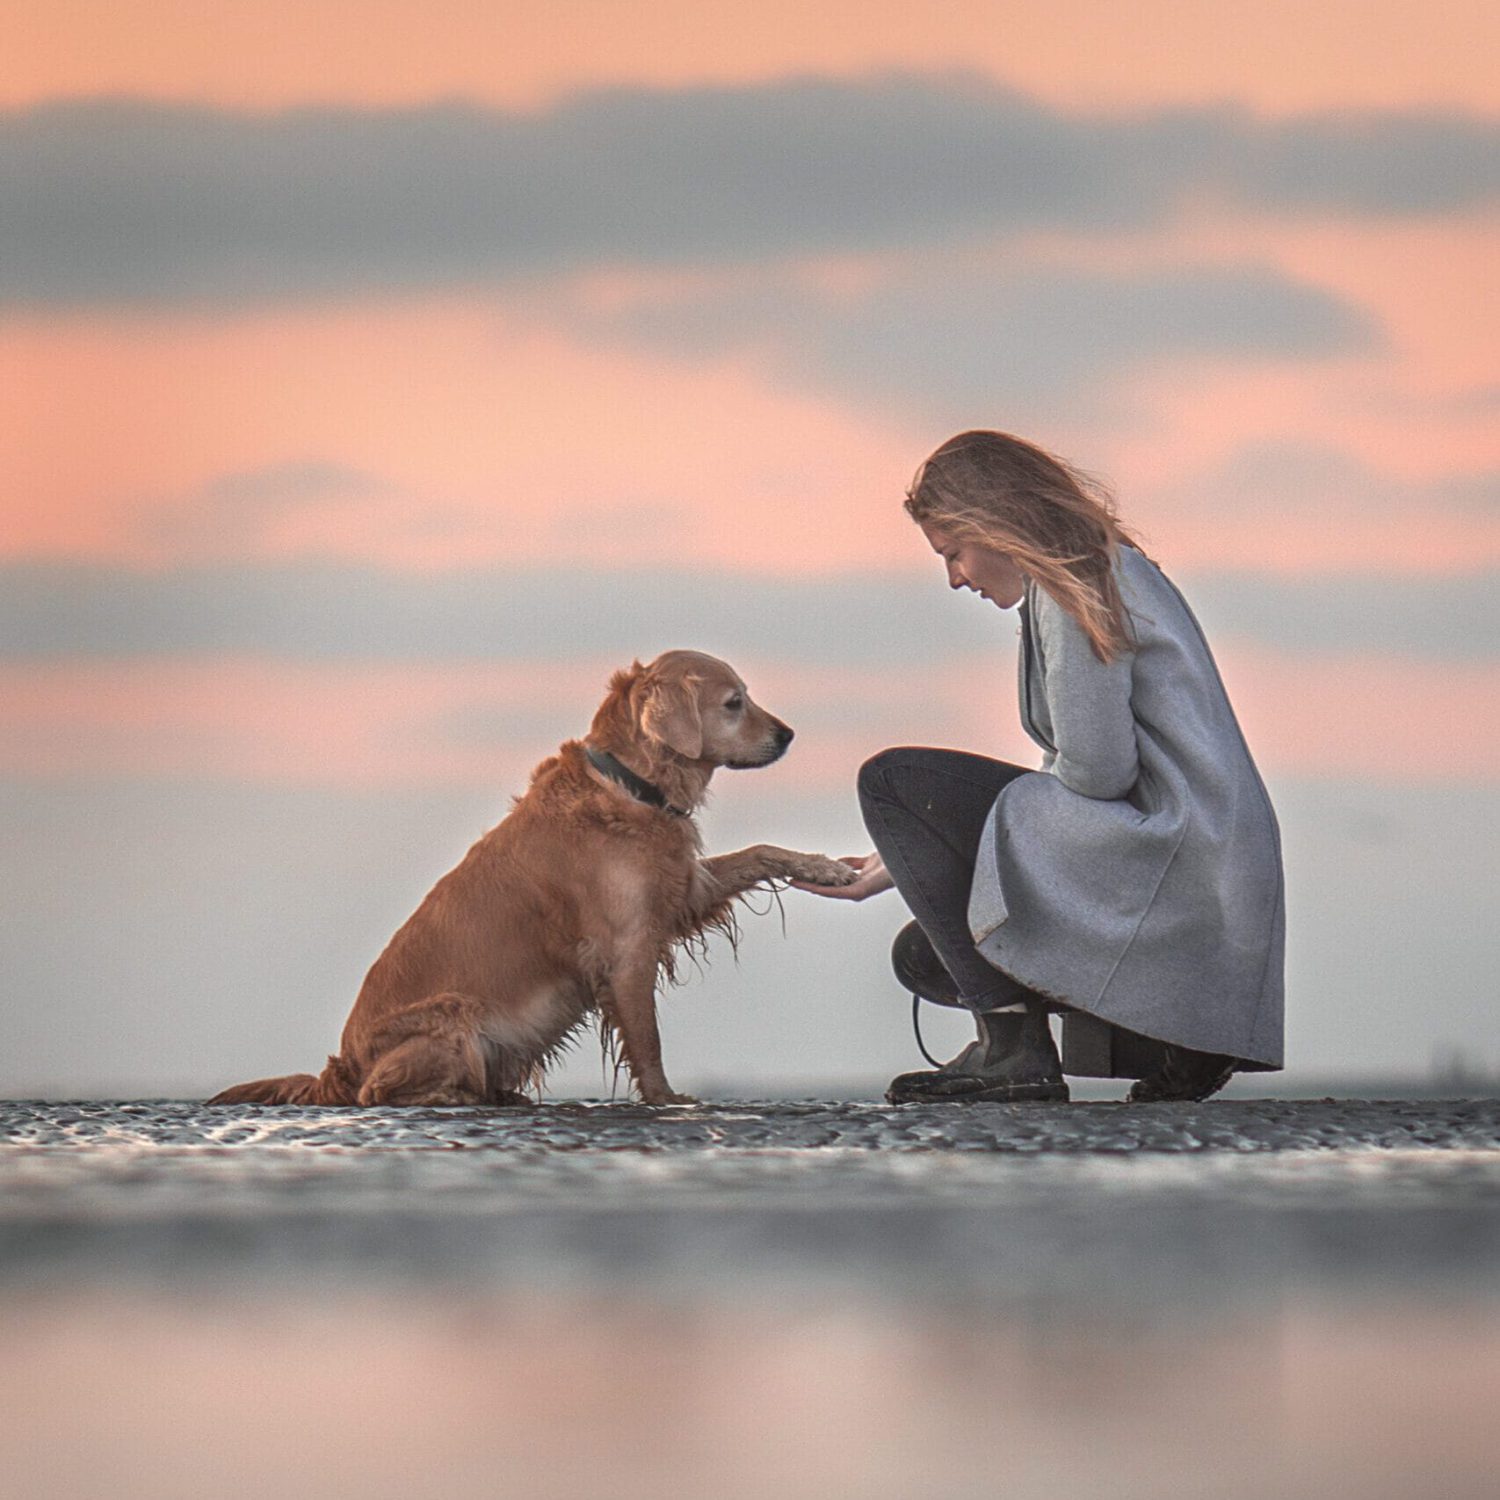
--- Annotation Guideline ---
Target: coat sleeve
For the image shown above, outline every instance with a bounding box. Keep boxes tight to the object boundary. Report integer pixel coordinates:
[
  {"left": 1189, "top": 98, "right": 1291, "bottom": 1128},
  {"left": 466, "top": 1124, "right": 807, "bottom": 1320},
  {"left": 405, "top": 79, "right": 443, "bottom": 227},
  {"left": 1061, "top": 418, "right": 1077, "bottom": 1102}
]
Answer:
[{"left": 1033, "top": 587, "right": 1140, "bottom": 800}]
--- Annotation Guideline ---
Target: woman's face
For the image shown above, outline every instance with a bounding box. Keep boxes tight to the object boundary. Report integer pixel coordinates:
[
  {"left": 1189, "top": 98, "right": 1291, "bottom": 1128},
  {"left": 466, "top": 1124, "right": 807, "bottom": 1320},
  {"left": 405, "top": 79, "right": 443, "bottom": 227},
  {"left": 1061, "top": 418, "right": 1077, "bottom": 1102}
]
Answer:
[{"left": 920, "top": 522, "right": 1027, "bottom": 609}]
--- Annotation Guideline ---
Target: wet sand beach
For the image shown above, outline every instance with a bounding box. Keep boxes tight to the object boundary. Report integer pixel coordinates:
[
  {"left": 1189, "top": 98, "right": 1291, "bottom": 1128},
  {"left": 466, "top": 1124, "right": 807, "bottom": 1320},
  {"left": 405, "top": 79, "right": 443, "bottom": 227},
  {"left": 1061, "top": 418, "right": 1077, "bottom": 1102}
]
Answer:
[{"left": 4, "top": 1098, "right": 1499, "bottom": 1499}]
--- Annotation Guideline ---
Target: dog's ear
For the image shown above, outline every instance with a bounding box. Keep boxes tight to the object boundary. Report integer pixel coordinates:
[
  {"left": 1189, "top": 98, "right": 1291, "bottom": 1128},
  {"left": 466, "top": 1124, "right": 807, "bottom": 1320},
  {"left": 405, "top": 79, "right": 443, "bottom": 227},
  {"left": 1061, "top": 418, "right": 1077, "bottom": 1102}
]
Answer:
[
  {"left": 589, "top": 661, "right": 646, "bottom": 744},
  {"left": 641, "top": 675, "right": 704, "bottom": 760}
]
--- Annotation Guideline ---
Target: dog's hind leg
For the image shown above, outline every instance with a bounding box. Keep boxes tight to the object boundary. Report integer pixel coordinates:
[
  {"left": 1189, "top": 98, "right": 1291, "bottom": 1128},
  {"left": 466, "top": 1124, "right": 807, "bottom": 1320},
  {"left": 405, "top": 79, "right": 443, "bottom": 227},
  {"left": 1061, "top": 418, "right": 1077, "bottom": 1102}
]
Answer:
[{"left": 356, "top": 992, "right": 491, "bottom": 1106}]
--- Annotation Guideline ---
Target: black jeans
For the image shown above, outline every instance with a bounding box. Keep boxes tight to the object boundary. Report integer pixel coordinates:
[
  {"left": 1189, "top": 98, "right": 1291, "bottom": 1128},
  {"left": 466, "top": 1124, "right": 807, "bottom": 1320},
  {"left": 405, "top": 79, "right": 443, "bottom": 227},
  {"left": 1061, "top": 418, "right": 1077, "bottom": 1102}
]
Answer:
[{"left": 858, "top": 746, "right": 1045, "bottom": 1012}]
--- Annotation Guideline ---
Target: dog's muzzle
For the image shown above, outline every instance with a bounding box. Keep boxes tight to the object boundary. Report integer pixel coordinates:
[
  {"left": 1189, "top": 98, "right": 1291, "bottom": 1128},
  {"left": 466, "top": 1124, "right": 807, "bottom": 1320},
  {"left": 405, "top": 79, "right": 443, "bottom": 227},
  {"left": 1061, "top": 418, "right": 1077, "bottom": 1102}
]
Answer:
[{"left": 730, "top": 721, "right": 793, "bottom": 769}]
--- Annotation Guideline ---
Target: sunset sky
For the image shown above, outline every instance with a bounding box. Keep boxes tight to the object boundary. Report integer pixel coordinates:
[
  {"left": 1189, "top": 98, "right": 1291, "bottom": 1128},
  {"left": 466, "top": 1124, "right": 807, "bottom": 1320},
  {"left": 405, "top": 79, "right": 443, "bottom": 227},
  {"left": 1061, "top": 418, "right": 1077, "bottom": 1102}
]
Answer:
[{"left": 3, "top": 2, "right": 1496, "bottom": 1095}]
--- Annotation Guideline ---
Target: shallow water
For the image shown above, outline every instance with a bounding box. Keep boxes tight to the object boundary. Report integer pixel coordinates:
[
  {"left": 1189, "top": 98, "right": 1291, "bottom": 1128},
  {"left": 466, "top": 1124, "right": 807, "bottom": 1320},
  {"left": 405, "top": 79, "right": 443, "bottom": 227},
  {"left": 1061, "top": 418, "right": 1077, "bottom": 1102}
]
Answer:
[{"left": 5, "top": 1099, "right": 1499, "bottom": 1498}]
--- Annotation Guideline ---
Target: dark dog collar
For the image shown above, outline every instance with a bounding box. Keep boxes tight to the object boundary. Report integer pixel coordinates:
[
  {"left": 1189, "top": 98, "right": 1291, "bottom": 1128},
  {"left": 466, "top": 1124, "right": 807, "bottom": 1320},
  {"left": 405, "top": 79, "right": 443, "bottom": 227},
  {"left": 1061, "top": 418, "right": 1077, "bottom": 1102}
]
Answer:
[{"left": 584, "top": 746, "right": 690, "bottom": 818}]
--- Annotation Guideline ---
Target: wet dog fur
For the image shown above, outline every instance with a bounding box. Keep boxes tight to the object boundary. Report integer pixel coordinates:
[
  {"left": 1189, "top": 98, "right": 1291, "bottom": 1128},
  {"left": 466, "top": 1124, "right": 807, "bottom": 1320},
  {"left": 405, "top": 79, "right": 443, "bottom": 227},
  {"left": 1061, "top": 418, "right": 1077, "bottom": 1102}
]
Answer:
[{"left": 208, "top": 650, "right": 855, "bottom": 1107}]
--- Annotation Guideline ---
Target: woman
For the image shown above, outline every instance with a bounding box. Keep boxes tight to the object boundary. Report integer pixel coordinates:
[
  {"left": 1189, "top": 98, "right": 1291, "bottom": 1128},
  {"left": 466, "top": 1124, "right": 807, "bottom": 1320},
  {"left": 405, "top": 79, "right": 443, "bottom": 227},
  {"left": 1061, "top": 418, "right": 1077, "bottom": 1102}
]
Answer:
[{"left": 797, "top": 431, "right": 1285, "bottom": 1105}]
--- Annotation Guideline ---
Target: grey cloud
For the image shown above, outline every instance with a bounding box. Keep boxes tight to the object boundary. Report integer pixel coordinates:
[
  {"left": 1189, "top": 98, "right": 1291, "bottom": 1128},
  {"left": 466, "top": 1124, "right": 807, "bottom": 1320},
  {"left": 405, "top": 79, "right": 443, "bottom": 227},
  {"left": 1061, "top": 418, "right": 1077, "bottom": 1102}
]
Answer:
[
  {"left": 196, "top": 461, "right": 397, "bottom": 507},
  {"left": 0, "top": 559, "right": 1005, "bottom": 665},
  {"left": 142, "top": 461, "right": 403, "bottom": 552},
  {"left": 3, "top": 78, "right": 1497, "bottom": 306},
  {"left": 131, "top": 462, "right": 692, "bottom": 559},
  {"left": 0, "top": 556, "right": 1492, "bottom": 665},
  {"left": 1243, "top": 112, "right": 1500, "bottom": 215},
  {"left": 557, "top": 263, "right": 1378, "bottom": 424},
  {"left": 1179, "top": 566, "right": 1498, "bottom": 660},
  {"left": 135, "top": 459, "right": 444, "bottom": 561},
  {"left": 1149, "top": 439, "right": 1499, "bottom": 520}
]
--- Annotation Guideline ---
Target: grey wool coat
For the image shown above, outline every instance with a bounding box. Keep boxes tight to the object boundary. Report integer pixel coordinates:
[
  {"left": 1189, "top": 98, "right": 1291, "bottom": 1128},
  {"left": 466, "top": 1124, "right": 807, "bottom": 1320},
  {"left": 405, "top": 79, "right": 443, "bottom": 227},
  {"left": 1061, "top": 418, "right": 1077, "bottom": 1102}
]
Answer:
[{"left": 968, "top": 543, "right": 1285, "bottom": 1068}]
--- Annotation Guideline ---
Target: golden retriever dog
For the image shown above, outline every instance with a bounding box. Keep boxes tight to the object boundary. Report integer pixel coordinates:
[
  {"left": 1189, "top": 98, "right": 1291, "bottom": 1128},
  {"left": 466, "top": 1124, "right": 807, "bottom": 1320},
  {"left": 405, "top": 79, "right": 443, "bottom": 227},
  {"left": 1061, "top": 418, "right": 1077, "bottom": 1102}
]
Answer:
[{"left": 208, "top": 650, "right": 854, "bottom": 1107}]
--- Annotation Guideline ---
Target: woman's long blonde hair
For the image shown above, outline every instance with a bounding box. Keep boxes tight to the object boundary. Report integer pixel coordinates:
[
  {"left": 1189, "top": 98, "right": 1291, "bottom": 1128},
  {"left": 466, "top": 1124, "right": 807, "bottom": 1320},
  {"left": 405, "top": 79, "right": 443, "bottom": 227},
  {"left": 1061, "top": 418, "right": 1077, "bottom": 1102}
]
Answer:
[{"left": 904, "top": 430, "right": 1152, "bottom": 664}]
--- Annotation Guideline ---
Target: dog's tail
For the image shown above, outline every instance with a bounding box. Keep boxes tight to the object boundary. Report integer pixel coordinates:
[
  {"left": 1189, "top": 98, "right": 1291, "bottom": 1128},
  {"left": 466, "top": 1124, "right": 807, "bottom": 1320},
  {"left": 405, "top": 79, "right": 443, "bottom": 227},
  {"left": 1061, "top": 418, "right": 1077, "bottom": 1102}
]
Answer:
[{"left": 207, "top": 1054, "right": 359, "bottom": 1106}]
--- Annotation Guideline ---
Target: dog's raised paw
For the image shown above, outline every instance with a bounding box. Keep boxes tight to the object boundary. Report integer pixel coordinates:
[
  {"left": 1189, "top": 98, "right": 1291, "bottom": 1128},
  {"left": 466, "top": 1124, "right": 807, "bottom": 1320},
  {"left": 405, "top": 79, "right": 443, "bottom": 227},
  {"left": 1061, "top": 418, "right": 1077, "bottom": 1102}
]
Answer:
[{"left": 790, "top": 854, "right": 860, "bottom": 887}]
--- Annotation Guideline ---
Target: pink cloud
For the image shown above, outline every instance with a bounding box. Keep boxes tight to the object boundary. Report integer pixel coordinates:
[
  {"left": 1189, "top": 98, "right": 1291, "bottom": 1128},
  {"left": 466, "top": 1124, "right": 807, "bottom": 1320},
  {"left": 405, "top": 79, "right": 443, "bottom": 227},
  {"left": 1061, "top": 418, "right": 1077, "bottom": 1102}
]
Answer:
[
  {"left": 0, "top": 299, "right": 924, "bottom": 573},
  {"left": 6, "top": 1, "right": 1494, "bottom": 116},
  {"left": 0, "top": 648, "right": 1491, "bottom": 790}
]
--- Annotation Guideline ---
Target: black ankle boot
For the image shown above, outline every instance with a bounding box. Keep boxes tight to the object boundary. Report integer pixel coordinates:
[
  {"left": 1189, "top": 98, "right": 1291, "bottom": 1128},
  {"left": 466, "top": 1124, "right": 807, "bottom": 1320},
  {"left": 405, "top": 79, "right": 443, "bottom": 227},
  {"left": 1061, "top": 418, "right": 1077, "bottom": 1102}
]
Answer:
[
  {"left": 887, "top": 1003, "right": 1070, "bottom": 1105},
  {"left": 1126, "top": 1045, "right": 1237, "bottom": 1103}
]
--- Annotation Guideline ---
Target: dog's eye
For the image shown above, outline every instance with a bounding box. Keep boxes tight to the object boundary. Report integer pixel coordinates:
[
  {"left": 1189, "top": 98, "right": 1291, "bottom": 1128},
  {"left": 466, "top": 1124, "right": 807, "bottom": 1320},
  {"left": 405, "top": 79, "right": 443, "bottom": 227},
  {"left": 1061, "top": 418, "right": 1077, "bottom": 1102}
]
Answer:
[{"left": 724, "top": 696, "right": 744, "bottom": 712}]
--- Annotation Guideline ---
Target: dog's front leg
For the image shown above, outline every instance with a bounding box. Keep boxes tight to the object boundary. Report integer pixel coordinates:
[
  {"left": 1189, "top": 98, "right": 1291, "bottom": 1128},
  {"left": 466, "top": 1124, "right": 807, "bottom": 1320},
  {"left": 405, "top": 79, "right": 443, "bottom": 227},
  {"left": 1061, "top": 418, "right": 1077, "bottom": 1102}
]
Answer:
[
  {"left": 689, "top": 845, "right": 856, "bottom": 934},
  {"left": 608, "top": 955, "right": 695, "bottom": 1107},
  {"left": 701, "top": 845, "right": 856, "bottom": 901}
]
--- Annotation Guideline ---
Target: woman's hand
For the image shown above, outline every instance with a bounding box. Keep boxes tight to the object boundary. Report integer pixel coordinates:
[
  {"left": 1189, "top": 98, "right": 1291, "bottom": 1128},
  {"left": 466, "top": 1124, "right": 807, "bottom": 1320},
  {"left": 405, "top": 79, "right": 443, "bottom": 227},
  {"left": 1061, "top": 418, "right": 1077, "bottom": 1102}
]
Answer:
[{"left": 790, "top": 852, "right": 895, "bottom": 902}]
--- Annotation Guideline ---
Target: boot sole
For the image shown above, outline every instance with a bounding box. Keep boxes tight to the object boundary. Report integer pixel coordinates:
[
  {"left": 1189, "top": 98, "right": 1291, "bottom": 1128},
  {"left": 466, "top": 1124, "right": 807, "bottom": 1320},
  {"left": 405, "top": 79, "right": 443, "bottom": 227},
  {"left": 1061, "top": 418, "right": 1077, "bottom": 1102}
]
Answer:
[
  {"left": 1126, "top": 1072, "right": 1234, "bottom": 1104},
  {"left": 967, "top": 1080, "right": 1071, "bottom": 1104},
  {"left": 1126, "top": 1063, "right": 1236, "bottom": 1104},
  {"left": 887, "top": 1079, "right": 1071, "bottom": 1105}
]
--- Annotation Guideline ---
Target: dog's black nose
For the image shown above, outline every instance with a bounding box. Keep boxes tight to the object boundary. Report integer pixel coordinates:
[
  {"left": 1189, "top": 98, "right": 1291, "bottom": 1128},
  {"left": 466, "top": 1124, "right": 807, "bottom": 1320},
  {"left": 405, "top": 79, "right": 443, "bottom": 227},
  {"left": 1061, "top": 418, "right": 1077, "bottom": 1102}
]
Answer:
[{"left": 773, "top": 721, "right": 794, "bottom": 748}]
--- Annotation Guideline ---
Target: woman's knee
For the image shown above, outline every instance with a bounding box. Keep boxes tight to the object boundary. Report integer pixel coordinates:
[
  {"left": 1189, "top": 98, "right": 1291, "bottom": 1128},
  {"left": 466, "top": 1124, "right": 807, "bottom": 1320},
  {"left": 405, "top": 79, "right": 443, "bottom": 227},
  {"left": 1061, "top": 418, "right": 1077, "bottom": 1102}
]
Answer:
[{"left": 857, "top": 746, "right": 925, "bottom": 801}]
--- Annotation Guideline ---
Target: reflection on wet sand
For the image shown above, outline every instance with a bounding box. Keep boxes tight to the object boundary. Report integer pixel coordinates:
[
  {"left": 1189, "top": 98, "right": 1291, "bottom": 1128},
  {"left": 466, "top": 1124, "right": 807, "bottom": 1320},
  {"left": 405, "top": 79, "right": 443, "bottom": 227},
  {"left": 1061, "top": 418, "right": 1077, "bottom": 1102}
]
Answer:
[
  {"left": 4, "top": 1101, "right": 1499, "bottom": 1498},
  {"left": 5, "top": 1291, "right": 1499, "bottom": 1500}
]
